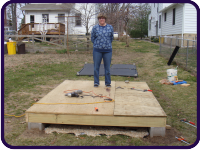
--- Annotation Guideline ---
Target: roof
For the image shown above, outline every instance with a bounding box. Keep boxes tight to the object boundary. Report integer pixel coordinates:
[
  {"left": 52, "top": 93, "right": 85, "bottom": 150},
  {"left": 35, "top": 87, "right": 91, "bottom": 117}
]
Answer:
[
  {"left": 20, "top": 3, "right": 75, "bottom": 11},
  {"left": 159, "top": 3, "right": 180, "bottom": 13}
]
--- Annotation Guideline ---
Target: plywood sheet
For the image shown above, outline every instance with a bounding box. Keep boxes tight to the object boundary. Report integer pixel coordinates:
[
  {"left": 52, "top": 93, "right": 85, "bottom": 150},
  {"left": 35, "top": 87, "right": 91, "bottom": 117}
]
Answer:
[
  {"left": 26, "top": 80, "right": 167, "bottom": 127},
  {"left": 114, "top": 81, "right": 166, "bottom": 117},
  {"left": 26, "top": 80, "right": 115, "bottom": 116}
]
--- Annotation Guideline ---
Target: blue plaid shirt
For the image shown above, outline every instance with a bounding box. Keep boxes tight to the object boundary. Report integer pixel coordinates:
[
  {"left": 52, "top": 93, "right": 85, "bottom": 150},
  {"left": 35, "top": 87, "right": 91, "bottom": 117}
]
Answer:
[{"left": 91, "top": 24, "right": 113, "bottom": 52}]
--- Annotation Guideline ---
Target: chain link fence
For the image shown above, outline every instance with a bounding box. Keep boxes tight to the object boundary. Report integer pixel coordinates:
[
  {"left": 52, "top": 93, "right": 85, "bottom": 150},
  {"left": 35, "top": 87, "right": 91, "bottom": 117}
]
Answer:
[{"left": 159, "top": 36, "right": 197, "bottom": 76}]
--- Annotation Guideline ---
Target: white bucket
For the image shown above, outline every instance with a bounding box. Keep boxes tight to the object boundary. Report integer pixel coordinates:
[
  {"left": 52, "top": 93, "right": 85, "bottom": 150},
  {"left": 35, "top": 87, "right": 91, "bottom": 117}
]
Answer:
[{"left": 167, "top": 69, "right": 177, "bottom": 82}]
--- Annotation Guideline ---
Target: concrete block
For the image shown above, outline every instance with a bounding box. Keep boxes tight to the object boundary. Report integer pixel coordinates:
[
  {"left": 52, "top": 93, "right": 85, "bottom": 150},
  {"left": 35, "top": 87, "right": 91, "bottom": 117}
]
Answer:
[
  {"left": 149, "top": 127, "right": 166, "bottom": 138},
  {"left": 28, "top": 122, "right": 45, "bottom": 131}
]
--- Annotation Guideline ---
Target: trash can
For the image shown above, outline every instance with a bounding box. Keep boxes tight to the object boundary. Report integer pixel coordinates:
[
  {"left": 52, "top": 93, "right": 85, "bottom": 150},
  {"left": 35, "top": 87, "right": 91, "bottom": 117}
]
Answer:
[
  {"left": 7, "top": 42, "right": 16, "bottom": 55},
  {"left": 4, "top": 42, "right": 8, "bottom": 54},
  {"left": 17, "top": 43, "right": 26, "bottom": 54}
]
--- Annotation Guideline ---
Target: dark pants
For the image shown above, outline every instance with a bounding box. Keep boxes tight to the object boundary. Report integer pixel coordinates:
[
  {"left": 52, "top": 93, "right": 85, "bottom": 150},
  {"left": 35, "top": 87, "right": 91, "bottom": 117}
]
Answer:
[{"left": 93, "top": 51, "right": 112, "bottom": 85}]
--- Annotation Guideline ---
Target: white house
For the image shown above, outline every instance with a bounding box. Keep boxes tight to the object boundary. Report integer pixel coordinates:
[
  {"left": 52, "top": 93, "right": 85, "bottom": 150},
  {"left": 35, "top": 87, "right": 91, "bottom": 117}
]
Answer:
[
  {"left": 20, "top": 3, "right": 97, "bottom": 35},
  {"left": 148, "top": 3, "right": 197, "bottom": 39},
  {"left": 148, "top": 3, "right": 172, "bottom": 37}
]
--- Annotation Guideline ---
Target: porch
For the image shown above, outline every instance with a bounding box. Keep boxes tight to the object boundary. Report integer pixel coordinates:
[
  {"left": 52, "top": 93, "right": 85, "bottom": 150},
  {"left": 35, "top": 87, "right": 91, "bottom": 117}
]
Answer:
[{"left": 18, "top": 23, "right": 65, "bottom": 36}]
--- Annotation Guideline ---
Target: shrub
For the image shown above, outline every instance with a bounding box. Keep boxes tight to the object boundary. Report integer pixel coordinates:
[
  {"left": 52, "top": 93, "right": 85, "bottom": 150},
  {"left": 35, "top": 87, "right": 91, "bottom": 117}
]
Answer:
[
  {"left": 129, "top": 30, "right": 141, "bottom": 38},
  {"left": 153, "top": 38, "right": 159, "bottom": 42},
  {"left": 119, "top": 35, "right": 130, "bottom": 42}
]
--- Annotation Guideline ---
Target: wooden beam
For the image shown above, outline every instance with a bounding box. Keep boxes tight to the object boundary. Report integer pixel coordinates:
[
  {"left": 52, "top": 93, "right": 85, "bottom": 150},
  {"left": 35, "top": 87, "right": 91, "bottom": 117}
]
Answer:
[
  {"left": 5, "top": 35, "right": 91, "bottom": 38},
  {"left": 50, "top": 38, "right": 63, "bottom": 44},
  {"left": 33, "top": 37, "right": 64, "bottom": 48},
  {"left": 27, "top": 113, "right": 166, "bottom": 127}
]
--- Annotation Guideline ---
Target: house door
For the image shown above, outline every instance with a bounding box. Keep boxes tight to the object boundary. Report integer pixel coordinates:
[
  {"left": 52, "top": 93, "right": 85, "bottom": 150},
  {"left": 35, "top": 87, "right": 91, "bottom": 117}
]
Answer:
[
  {"left": 156, "top": 21, "right": 158, "bottom": 37},
  {"left": 30, "top": 15, "right": 34, "bottom": 28}
]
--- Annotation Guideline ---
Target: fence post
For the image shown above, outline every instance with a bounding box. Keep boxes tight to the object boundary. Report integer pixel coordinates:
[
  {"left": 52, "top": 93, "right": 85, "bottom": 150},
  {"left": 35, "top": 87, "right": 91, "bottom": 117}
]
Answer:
[
  {"left": 170, "top": 37, "right": 172, "bottom": 55},
  {"left": 64, "top": 35, "right": 66, "bottom": 50},
  {"left": 159, "top": 36, "right": 161, "bottom": 54},
  {"left": 32, "top": 33, "right": 34, "bottom": 47},
  {"left": 192, "top": 37, "right": 195, "bottom": 54},
  {"left": 176, "top": 36, "right": 178, "bottom": 46},
  {"left": 195, "top": 36, "right": 197, "bottom": 54},
  {"left": 186, "top": 40, "right": 189, "bottom": 68}
]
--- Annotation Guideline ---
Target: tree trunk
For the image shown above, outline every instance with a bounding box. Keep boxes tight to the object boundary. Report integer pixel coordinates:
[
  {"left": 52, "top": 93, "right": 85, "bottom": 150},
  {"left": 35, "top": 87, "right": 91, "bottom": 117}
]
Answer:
[
  {"left": 11, "top": 3, "right": 17, "bottom": 31},
  {"left": 126, "top": 26, "right": 129, "bottom": 47},
  {"left": 86, "top": 26, "right": 89, "bottom": 51},
  {"left": 126, "top": 7, "right": 129, "bottom": 47},
  {"left": 117, "top": 4, "right": 119, "bottom": 40},
  {"left": 124, "top": 23, "right": 129, "bottom": 47}
]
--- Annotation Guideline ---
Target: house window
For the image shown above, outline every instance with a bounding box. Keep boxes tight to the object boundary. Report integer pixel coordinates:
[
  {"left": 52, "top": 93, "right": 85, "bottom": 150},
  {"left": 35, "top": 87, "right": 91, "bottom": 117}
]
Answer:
[
  {"left": 172, "top": 8, "right": 175, "bottom": 25},
  {"left": 75, "top": 13, "right": 81, "bottom": 26},
  {"left": 42, "top": 14, "right": 49, "bottom": 23},
  {"left": 30, "top": 15, "right": 34, "bottom": 28},
  {"left": 154, "top": 3, "right": 155, "bottom": 7},
  {"left": 159, "top": 15, "right": 161, "bottom": 28},
  {"left": 149, "top": 20, "right": 151, "bottom": 30},
  {"left": 164, "top": 12, "right": 167, "bottom": 21},
  {"left": 58, "top": 14, "right": 65, "bottom": 23}
]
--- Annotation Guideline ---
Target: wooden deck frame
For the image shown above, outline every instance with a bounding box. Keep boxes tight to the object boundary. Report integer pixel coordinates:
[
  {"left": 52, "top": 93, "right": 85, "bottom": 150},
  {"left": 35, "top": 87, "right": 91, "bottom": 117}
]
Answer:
[
  {"left": 26, "top": 113, "right": 166, "bottom": 127},
  {"left": 25, "top": 80, "right": 167, "bottom": 128},
  {"left": 18, "top": 23, "right": 65, "bottom": 36}
]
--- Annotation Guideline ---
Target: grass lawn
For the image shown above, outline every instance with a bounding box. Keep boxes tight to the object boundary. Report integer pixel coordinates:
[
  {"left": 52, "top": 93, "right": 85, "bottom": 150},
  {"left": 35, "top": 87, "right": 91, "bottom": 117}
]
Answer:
[{"left": 4, "top": 39, "right": 197, "bottom": 146}]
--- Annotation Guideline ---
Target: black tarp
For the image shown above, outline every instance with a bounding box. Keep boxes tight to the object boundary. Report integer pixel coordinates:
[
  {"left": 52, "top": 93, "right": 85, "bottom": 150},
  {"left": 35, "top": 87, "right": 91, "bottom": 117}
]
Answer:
[{"left": 77, "top": 64, "right": 138, "bottom": 77}]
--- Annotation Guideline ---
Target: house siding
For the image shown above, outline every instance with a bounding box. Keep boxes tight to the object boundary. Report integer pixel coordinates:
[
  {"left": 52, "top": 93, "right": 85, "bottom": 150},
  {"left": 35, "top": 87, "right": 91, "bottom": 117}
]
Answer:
[
  {"left": 23, "top": 3, "right": 96, "bottom": 35},
  {"left": 25, "top": 10, "right": 69, "bottom": 33},
  {"left": 148, "top": 13, "right": 151, "bottom": 37},
  {"left": 148, "top": 3, "right": 197, "bottom": 38},
  {"left": 148, "top": 3, "right": 171, "bottom": 37},
  {"left": 25, "top": 10, "right": 68, "bottom": 24},
  {"left": 148, "top": 3, "right": 158, "bottom": 37},
  {"left": 161, "top": 4, "right": 183, "bottom": 36},
  {"left": 184, "top": 3, "right": 197, "bottom": 34},
  {"left": 72, "top": 3, "right": 96, "bottom": 35},
  {"left": 157, "top": 3, "right": 164, "bottom": 36}
]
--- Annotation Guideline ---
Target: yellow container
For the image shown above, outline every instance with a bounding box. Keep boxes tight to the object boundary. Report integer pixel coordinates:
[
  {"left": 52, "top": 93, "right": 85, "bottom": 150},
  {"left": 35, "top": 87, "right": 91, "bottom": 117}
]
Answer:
[{"left": 7, "top": 42, "right": 16, "bottom": 55}]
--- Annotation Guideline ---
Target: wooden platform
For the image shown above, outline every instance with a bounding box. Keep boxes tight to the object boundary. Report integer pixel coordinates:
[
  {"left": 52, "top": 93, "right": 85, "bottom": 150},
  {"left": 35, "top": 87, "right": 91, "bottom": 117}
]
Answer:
[{"left": 26, "top": 80, "right": 167, "bottom": 127}]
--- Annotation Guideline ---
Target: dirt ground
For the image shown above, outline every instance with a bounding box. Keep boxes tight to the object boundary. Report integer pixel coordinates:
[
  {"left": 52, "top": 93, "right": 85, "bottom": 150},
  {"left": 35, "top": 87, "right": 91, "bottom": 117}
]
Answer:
[
  {"left": 4, "top": 119, "right": 182, "bottom": 146},
  {"left": 4, "top": 116, "right": 182, "bottom": 146},
  {"left": 4, "top": 51, "right": 190, "bottom": 146}
]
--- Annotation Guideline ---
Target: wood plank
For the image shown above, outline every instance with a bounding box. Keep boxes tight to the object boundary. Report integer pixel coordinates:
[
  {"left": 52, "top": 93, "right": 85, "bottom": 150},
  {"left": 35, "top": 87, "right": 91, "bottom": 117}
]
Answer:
[
  {"left": 27, "top": 113, "right": 166, "bottom": 127},
  {"left": 25, "top": 113, "right": 28, "bottom": 122},
  {"left": 28, "top": 113, "right": 57, "bottom": 123},
  {"left": 26, "top": 80, "right": 115, "bottom": 116},
  {"left": 114, "top": 81, "right": 166, "bottom": 117}
]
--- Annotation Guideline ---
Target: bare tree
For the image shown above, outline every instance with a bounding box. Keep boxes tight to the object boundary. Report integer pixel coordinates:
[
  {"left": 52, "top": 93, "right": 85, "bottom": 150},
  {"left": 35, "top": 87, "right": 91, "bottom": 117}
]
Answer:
[
  {"left": 18, "top": 3, "right": 29, "bottom": 29},
  {"left": 11, "top": 3, "right": 17, "bottom": 31},
  {"left": 6, "top": 3, "right": 17, "bottom": 31},
  {"left": 71, "top": 3, "right": 99, "bottom": 50},
  {"left": 70, "top": 3, "right": 98, "bottom": 35},
  {"left": 128, "top": 3, "right": 150, "bottom": 39},
  {"left": 98, "top": 3, "right": 119, "bottom": 32},
  {"left": 6, "top": 3, "right": 29, "bottom": 31},
  {"left": 99, "top": 3, "right": 132, "bottom": 42},
  {"left": 123, "top": 7, "right": 130, "bottom": 47}
]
